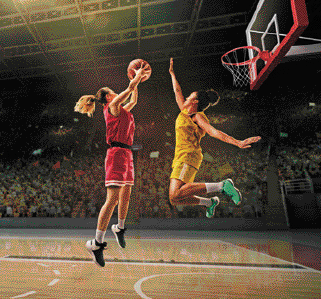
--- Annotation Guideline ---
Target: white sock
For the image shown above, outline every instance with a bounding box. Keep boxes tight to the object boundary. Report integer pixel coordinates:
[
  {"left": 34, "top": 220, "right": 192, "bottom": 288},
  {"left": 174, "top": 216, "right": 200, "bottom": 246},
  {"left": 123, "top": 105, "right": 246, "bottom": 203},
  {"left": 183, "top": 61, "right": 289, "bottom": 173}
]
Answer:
[
  {"left": 194, "top": 196, "right": 212, "bottom": 207},
  {"left": 205, "top": 182, "right": 223, "bottom": 194},
  {"left": 95, "top": 230, "right": 106, "bottom": 244},
  {"left": 118, "top": 219, "right": 125, "bottom": 229}
]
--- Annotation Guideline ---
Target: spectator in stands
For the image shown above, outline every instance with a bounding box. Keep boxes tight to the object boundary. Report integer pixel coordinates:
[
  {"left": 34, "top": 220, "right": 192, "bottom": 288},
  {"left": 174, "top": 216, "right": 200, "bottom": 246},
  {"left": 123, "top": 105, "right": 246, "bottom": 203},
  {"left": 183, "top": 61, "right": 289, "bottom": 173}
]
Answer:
[
  {"left": 243, "top": 203, "right": 254, "bottom": 218},
  {"left": 0, "top": 205, "right": 6, "bottom": 217},
  {"left": 6, "top": 206, "right": 13, "bottom": 217},
  {"left": 30, "top": 205, "right": 37, "bottom": 217},
  {"left": 63, "top": 204, "right": 71, "bottom": 218},
  {"left": 49, "top": 205, "right": 56, "bottom": 218},
  {"left": 153, "top": 204, "right": 159, "bottom": 217},
  {"left": 227, "top": 205, "right": 234, "bottom": 218},
  {"left": 87, "top": 203, "right": 95, "bottom": 218},
  {"left": 254, "top": 202, "right": 263, "bottom": 218},
  {"left": 176, "top": 205, "right": 184, "bottom": 218},
  {"left": 56, "top": 204, "right": 62, "bottom": 217}
]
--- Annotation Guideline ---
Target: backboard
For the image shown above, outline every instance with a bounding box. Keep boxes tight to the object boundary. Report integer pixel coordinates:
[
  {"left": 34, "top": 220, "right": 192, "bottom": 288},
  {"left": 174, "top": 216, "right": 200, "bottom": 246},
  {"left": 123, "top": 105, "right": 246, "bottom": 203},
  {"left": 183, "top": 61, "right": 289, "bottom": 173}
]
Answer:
[{"left": 246, "top": 0, "right": 309, "bottom": 90}]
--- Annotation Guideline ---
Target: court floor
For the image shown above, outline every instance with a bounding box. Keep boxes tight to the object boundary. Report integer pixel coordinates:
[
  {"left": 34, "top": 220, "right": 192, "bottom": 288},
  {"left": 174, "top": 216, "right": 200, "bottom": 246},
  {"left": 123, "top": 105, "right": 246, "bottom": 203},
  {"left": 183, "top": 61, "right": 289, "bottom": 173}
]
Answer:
[{"left": 0, "top": 229, "right": 320, "bottom": 298}]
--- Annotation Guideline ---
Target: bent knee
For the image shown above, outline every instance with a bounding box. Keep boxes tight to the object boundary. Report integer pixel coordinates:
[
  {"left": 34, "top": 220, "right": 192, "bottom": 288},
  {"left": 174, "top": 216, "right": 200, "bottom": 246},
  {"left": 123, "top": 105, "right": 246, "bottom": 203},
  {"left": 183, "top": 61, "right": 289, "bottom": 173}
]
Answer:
[{"left": 169, "top": 192, "right": 181, "bottom": 206}]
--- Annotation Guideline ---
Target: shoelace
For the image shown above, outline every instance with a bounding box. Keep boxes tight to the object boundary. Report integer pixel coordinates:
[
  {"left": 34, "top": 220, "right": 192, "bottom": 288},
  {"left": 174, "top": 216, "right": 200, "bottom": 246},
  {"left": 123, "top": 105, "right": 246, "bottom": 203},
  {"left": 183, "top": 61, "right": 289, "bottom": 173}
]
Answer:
[
  {"left": 96, "top": 241, "right": 107, "bottom": 250},
  {"left": 116, "top": 226, "right": 127, "bottom": 233}
]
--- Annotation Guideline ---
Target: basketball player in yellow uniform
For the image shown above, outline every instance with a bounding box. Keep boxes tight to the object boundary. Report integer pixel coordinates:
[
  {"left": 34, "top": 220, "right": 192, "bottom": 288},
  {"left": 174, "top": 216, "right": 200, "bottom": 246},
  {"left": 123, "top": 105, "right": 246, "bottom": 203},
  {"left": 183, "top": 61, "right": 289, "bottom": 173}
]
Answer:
[{"left": 169, "top": 58, "right": 261, "bottom": 217}]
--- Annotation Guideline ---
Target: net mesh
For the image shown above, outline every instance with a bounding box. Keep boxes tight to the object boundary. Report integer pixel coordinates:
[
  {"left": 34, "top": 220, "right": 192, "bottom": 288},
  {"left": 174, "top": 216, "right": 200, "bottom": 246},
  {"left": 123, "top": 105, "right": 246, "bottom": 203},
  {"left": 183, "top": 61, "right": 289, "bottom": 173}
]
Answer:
[{"left": 222, "top": 47, "right": 260, "bottom": 87}]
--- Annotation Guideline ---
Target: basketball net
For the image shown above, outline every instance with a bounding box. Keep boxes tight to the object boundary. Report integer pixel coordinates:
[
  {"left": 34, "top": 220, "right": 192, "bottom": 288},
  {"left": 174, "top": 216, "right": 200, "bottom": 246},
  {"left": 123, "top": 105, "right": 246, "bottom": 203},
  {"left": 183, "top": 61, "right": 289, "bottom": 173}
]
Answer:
[{"left": 221, "top": 46, "right": 261, "bottom": 88}]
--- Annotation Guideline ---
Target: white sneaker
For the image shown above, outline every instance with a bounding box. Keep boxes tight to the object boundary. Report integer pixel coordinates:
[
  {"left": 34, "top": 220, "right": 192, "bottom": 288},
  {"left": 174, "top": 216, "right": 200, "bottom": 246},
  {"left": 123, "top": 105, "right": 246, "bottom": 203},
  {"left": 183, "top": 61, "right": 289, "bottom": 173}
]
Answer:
[{"left": 85, "top": 239, "right": 107, "bottom": 267}]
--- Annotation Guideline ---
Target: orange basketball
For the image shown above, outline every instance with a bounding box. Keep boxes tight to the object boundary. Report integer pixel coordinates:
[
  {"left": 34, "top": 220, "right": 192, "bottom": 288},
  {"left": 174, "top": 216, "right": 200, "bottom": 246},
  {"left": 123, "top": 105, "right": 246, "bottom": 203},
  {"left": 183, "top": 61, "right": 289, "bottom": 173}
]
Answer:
[{"left": 127, "top": 59, "right": 151, "bottom": 82}]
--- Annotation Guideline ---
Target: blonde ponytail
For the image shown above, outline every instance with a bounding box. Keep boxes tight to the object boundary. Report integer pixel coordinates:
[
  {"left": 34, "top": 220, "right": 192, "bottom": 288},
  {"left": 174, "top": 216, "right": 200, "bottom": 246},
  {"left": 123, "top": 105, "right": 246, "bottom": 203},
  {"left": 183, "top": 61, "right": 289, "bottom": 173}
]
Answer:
[{"left": 74, "top": 95, "right": 96, "bottom": 117}]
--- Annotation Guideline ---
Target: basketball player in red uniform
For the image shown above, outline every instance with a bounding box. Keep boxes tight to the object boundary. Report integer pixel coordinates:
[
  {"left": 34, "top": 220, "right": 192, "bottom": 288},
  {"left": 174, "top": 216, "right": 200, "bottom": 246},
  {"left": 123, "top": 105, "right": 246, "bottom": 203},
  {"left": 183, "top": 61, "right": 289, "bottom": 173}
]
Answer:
[{"left": 75, "top": 64, "right": 149, "bottom": 267}]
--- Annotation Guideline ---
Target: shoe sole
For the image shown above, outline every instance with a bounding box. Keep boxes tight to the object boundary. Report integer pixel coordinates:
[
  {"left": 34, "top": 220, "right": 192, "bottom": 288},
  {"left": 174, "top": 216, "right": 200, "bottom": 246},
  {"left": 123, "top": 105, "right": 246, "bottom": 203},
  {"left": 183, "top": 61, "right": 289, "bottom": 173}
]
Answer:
[
  {"left": 85, "top": 241, "right": 104, "bottom": 267},
  {"left": 225, "top": 179, "right": 242, "bottom": 206},
  {"left": 112, "top": 225, "right": 125, "bottom": 249}
]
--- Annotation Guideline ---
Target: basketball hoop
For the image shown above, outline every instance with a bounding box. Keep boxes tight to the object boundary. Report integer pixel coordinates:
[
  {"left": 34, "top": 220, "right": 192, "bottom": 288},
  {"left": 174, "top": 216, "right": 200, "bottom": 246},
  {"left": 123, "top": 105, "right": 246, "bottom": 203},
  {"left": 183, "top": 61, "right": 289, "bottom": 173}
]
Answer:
[{"left": 222, "top": 46, "right": 262, "bottom": 88}]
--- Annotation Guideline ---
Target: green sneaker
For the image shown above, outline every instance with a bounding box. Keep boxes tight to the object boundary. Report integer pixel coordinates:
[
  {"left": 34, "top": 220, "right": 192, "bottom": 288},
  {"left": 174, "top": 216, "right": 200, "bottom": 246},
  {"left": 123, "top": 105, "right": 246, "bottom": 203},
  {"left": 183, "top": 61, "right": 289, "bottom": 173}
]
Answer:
[
  {"left": 206, "top": 197, "right": 220, "bottom": 218},
  {"left": 222, "top": 179, "right": 242, "bottom": 206}
]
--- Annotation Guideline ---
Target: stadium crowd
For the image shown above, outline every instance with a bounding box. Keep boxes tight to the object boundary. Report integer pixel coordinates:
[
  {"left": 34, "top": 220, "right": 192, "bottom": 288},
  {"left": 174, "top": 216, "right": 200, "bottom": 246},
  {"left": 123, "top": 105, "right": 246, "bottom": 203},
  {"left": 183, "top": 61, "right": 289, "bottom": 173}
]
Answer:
[
  {"left": 276, "top": 136, "right": 320, "bottom": 181},
  {"left": 0, "top": 117, "right": 320, "bottom": 220}
]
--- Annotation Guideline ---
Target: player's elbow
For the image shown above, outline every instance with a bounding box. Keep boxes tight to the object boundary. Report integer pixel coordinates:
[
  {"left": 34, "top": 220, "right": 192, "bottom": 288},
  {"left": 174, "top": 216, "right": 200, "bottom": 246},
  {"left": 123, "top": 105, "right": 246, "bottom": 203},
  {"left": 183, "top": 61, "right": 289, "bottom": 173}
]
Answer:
[{"left": 208, "top": 128, "right": 219, "bottom": 139}]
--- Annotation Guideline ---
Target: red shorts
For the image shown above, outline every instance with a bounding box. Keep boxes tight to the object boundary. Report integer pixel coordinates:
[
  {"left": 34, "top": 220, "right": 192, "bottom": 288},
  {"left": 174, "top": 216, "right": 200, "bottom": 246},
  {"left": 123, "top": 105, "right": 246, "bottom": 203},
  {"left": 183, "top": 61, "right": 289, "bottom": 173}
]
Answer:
[{"left": 105, "top": 147, "right": 134, "bottom": 187}]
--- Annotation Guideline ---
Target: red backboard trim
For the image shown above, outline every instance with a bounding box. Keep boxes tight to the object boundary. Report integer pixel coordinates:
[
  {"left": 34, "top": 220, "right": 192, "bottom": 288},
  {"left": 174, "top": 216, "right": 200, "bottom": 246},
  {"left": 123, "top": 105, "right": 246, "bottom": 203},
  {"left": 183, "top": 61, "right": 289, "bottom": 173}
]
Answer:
[{"left": 250, "top": 0, "right": 309, "bottom": 90}]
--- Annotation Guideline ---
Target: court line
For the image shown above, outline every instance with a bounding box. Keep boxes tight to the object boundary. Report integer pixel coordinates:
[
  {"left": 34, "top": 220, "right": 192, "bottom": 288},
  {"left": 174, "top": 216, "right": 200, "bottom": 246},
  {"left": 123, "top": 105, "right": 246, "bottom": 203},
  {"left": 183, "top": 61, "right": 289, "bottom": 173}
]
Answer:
[
  {"left": 0, "top": 257, "right": 93, "bottom": 264},
  {"left": 3, "top": 255, "right": 307, "bottom": 269},
  {"left": 109, "top": 291, "right": 131, "bottom": 295},
  {"left": 217, "top": 239, "right": 321, "bottom": 275},
  {"left": 10, "top": 264, "right": 62, "bottom": 298},
  {"left": 1, "top": 235, "right": 320, "bottom": 249},
  {"left": 0, "top": 236, "right": 89, "bottom": 240},
  {"left": 11, "top": 291, "right": 36, "bottom": 298},
  {"left": 0, "top": 236, "right": 69, "bottom": 239},
  {"left": 0, "top": 256, "right": 310, "bottom": 272},
  {"left": 37, "top": 263, "right": 50, "bottom": 267},
  {"left": 134, "top": 272, "right": 220, "bottom": 299},
  {"left": 48, "top": 279, "right": 60, "bottom": 286}
]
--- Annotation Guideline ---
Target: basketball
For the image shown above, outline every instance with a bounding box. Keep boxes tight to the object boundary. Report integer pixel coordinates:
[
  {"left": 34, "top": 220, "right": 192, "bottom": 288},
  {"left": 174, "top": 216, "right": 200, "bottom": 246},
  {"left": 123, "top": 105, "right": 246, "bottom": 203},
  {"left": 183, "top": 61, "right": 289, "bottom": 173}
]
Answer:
[{"left": 127, "top": 59, "right": 152, "bottom": 82}]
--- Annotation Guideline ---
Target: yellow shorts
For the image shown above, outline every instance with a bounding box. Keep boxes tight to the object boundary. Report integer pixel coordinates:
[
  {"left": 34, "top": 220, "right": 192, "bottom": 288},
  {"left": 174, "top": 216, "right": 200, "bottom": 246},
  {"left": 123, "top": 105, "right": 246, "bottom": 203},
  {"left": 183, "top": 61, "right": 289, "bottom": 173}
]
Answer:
[{"left": 170, "top": 162, "right": 198, "bottom": 184}]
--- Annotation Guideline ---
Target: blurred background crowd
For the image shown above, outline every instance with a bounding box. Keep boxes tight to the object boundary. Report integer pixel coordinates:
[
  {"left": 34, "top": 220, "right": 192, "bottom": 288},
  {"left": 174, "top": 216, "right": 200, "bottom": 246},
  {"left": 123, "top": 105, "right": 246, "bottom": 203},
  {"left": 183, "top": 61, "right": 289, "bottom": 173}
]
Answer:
[{"left": 1, "top": 105, "right": 319, "bottom": 220}]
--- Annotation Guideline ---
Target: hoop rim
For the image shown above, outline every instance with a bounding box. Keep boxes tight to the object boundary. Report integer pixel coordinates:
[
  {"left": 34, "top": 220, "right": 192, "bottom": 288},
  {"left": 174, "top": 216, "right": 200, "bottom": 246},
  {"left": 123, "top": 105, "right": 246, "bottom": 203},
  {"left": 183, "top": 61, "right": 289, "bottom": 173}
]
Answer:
[{"left": 221, "top": 46, "right": 261, "bottom": 66}]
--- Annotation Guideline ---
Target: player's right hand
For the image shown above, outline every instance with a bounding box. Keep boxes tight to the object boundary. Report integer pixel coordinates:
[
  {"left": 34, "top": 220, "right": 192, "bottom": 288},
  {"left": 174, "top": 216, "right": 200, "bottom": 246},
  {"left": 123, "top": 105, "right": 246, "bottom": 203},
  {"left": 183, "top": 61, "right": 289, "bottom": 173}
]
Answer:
[{"left": 134, "top": 63, "right": 149, "bottom": 77}]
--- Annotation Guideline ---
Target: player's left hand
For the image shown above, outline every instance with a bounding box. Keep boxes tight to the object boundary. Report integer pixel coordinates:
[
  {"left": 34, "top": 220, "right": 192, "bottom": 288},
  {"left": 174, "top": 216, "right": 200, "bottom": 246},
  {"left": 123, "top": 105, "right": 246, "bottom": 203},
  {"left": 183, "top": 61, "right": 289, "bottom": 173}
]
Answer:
[
  {"left": 169, "top": 58, "right": 174, "bottom": 74},
  {"left": 238, "top": 136, "right": 261, "bottom": 149},
  {"left": 133, "top": 63, "right": 150, "bottom": 80}
]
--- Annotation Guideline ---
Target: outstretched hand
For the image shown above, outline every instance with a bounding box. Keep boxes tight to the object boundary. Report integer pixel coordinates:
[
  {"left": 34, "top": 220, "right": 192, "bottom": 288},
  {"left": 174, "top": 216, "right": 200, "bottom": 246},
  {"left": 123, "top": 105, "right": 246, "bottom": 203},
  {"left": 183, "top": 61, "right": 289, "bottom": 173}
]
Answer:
[
  {"left": 169, "top": 57, "right": 174, "bottom": 74},
  {"left": 238, "top": 136, "right": 261, "bottom": 149}
]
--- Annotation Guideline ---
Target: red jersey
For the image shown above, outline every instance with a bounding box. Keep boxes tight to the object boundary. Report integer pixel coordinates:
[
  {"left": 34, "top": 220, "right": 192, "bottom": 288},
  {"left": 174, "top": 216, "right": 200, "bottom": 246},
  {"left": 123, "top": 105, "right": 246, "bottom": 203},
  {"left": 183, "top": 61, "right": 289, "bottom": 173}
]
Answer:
[{"left": 104, "top": 105, "right": 135, "bottom": 146}]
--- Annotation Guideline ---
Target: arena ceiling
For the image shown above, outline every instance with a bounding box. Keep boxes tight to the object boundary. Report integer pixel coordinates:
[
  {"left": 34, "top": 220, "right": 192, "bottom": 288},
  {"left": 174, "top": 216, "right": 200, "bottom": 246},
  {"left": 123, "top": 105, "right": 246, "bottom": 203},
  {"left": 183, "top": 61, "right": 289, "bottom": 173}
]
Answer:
[
  {"left": 0, "top": 0, "right": 251, "bottom": 94},
  {"left": 0, "top": 0, "right": 320, "bottom": 157},
  {"left": 0, "top": 0, "right": 320, "bottom": 109}
]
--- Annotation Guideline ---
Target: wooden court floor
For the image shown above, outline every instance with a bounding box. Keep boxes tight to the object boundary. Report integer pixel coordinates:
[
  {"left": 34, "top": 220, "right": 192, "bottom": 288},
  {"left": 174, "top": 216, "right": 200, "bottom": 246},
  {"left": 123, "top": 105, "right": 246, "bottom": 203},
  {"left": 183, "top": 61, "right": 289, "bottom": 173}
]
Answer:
[{"left": 0, "top": 229, "right": 320, "bottom": 298}]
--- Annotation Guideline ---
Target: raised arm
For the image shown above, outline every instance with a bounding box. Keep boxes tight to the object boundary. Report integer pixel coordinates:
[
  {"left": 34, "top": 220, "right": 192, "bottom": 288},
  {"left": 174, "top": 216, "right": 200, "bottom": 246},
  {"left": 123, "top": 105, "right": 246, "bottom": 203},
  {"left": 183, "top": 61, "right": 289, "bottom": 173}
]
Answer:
[
  {"left": 169, "top": 58, "right": 185, "bottom": 111},
  {"left": 123, "top": 86, "right": 138, "bottom": 112},
  {"left": 193, "top": 113, "right": 261, "bottom": 148},
  {"left": 109, "top": 65, "right": 147, "bottom": 116}
]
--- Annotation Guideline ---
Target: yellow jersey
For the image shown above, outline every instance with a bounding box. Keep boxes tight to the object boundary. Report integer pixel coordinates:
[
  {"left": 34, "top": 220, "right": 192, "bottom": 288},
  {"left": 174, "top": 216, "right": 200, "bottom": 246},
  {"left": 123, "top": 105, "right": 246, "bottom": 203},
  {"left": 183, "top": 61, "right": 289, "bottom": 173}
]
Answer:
[{"left": 172, "top": 109, "right": 208, "bottom": 169}]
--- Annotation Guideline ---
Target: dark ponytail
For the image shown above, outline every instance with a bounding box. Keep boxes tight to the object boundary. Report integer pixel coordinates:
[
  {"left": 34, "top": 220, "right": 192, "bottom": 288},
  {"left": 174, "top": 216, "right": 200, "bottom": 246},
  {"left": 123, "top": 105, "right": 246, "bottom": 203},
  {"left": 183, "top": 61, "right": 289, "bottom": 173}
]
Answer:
[
  {"left": 95, "top": 87, "right": 112, "bottom": 105},
  {"left": 197, "top": 89, "right": 220, "bottom": 112}
]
